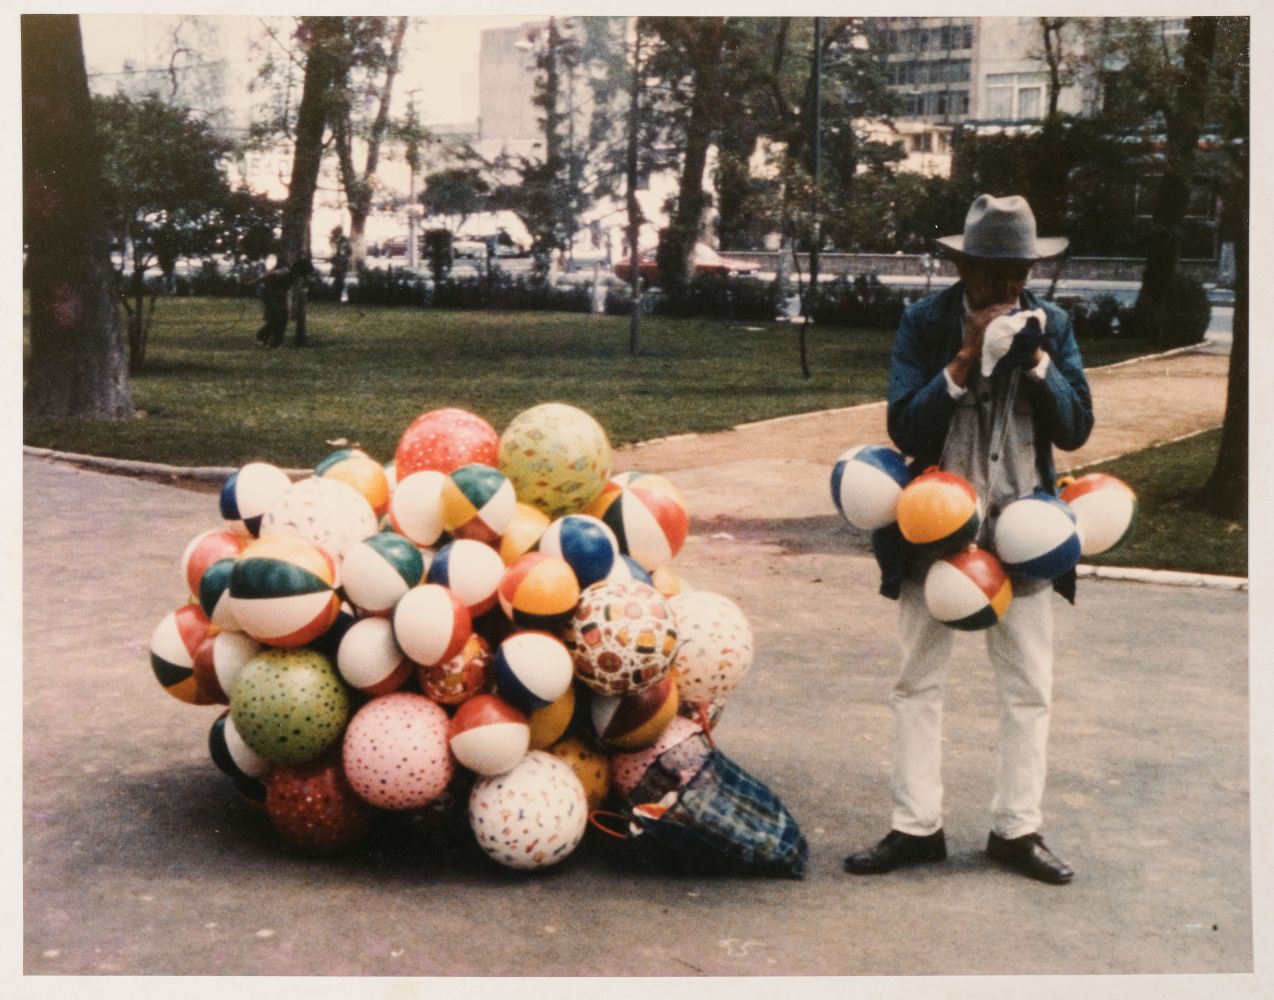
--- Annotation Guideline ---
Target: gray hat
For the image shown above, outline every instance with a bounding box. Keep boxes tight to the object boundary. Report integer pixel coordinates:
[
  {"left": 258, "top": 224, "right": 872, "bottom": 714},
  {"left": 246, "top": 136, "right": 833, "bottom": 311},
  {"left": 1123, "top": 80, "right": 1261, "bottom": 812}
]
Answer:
[{"left": 936, "top": 194, "right": 1068, "bottom": 261}]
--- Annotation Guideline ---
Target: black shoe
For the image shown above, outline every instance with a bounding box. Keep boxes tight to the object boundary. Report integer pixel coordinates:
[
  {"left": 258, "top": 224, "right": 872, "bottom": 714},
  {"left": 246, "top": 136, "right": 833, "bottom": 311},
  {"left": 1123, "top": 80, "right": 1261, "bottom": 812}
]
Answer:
[
  {"left": 843, "top": 829, "right": 947, "bottom": 875},
  {"left": 986, "top": 832, "right": 1074, "bottom": 885}
]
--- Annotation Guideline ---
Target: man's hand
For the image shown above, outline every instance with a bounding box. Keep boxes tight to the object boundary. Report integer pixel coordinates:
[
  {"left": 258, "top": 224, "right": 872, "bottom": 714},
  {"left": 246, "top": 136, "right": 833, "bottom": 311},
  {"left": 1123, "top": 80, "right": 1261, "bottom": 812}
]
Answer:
[{"left": 947, "top": 302, "right": 1015, "bottom": 388}]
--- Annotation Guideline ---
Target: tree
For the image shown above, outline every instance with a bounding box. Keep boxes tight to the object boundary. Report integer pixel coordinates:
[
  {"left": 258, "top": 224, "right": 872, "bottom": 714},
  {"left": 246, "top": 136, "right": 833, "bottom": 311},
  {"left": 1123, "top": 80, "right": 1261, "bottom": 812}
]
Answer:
[
  {"left": 423, "top": 164, "right": 491, "bottom": 234},
  {"left": 23, "top": 14, "right": 133, "bottom": 420},
  {"left": 94, "top": 91, "right": 234, "bottom": 369}
]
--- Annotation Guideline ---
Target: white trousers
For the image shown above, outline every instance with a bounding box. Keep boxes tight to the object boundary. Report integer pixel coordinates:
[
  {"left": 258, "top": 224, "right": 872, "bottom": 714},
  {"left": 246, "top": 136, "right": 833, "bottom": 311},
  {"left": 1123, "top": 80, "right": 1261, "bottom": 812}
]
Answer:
[{"left": 890, "top": 578, "right": 1055, "bottom": 840}]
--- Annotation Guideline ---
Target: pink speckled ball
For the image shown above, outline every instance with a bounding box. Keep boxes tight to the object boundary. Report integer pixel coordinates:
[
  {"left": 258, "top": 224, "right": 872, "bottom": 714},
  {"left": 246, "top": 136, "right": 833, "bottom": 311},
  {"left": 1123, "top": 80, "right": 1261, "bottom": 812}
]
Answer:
[
  {"left": 609, "top": 715, "right": 704, "bottom": 798},
  {"left": 395, "top": 408, "right": 500, "bottom": 479},
  {"left": 342, "top": 692, "right": 454, "bottom": 810},
  {"left": 468, "top": 750, "right": 588, "bottom": 870}
]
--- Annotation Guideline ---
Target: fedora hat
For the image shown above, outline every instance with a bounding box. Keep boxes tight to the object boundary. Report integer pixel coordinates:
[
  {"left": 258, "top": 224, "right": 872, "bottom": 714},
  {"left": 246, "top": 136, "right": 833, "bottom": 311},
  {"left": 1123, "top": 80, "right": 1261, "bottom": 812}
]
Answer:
[{"left": 936, "top": 194, "right": 1068, "bottom": 261}]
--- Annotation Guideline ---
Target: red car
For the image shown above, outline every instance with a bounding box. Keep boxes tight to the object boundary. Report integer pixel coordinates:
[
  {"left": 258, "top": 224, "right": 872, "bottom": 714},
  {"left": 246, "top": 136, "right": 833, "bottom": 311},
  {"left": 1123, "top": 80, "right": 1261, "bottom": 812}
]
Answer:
[{"left": 613, "top": 242, "right": 762, "bottom": 284}]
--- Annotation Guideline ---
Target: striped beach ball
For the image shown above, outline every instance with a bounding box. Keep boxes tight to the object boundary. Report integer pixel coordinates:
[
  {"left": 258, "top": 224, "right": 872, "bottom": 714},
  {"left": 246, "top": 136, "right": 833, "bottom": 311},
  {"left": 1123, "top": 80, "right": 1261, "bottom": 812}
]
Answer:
[
  {"left": 340, "top": 530, "right": 427, "bottom": 616},
  {"left": 220, "top": 462, "right": 293, "bottom": 537},
  {"left": 492, "top": 630, "right": 574, "bottom": 711},
  {"left": 388, "top": 469, "right": 448, "bottom": 548},
  {"left": 590, "top": 672, "right": 679, "bottom": 751},
  {"left": 227, "top": 535, "right": 341, "bottom": 648},
  {"left": 448, "top": 693, "right": 531, "bottom": 777},
  {"left": 498, "top": 552, "right": 581, "bottom": 630},
  {"left": 609, "top": 715, "right": 703, "bottom": 798},
  {"left": 315, "top": 447, "right": 391, "bottom": 516},
  {"left": 994, "top": 490, "right": 1084, "bottom": 580},
  {"left": 209, "top": 710, "right": 270, "bottom": 804},
  {"left": 896, "top": 467, "right": 982, "bottom": 557},
  {"left": 192, "top": 629, "right": 261, "bottom": 704},
  {"left": 393, "top": 583, "right": 473, "bottom": 667},
  {"left": 395, "top": 407, "right": 500, "bottom": 479},
  {"left": 336, "top": 615, "right": 413, "bottom": 696},
  {"left": 180, "top": 529, "right": 245, "bottom": 598},
  {"left": 439, "top": 464, "right": 517, "bottom": 545},
  {"left": 149, "top": 603, "right": 216, "bottom": 704},
  {"left": 259, "top": 476, "right": 379, "bottom": 562},
  {"left": 924, "top": 546, "right": 1014, "bottom": 631},
  {"left": 831, "top": 444, "right": 913, "bottom": 531},
  {"left": 427, "top": 538, "right": 506, "bottom": 617},
  {"left": 586, "top": 472, "right": 689, "bottom": 572},
  {"left": 606, "top": 554, "right": 655, "bottom": 586},
  {"left": 537, "top": 514, "right": 619, "bottom": 588},
  {"left": 197, "top": 556, "right": 241, "bottom": 632},
  {"left": 527, "top": 683, "right": 576, "bottom": 750},
  {"left": 497, "top": 502, "right": 551, "bottom": 566},
  {"left": 1059, "top": 473, "right": 1138, "bottom": 556}
]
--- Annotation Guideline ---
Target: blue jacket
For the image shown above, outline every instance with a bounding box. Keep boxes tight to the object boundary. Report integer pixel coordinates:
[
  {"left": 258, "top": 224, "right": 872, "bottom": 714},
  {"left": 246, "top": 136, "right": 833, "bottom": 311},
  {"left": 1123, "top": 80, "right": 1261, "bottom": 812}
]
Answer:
[{"left": 873, "top": 283, "right": 1094, "bottom": 601}]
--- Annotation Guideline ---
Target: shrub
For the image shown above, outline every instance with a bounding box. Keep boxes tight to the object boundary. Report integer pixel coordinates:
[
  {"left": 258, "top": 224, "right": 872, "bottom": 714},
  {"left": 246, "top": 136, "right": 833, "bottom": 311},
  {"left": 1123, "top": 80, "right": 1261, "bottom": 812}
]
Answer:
[
  {"left": 1124, "top": 274, "right": 1212, "bottom": 347},
  {"left": 1058, "top": 293, "right": 1130, "bottom": 339},
  {"left": 640, "top": 273, "right": 780, "bottom": 322},
  {"left": 347, "top": 265, "right": 429, "bottom": 308},
  {"left": 808, "top": 275, "right": 908, "bottom": 328}
]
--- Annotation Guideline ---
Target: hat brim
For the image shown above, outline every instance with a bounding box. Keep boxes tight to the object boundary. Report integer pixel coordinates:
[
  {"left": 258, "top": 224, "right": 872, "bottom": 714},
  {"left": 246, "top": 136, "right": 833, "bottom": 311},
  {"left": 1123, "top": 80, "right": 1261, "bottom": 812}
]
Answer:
[{"left": 935, "top": 235, "right": 1069, "bottom": 261}]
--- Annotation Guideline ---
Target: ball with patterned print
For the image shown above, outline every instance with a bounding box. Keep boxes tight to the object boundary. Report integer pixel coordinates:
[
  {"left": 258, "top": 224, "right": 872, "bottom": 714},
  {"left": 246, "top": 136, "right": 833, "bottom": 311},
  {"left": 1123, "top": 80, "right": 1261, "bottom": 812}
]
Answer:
[
  {"left": 562, "top": 579, "right": 677, "bottom": 697},
  {"left": 467, "top": 751, "right": 588, "bottom": 870},
  {"left": 668, "top": 591, "right": 754, "bottom": 705}
]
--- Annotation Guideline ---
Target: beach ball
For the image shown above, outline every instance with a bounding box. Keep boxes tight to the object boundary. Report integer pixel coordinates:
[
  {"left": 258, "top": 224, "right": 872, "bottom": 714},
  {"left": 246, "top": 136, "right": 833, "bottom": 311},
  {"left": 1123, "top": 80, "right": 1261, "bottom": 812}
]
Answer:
[
  {"left": 418, "top": 633, "right": 493, "bottom": 706},
  {"left": 590, "top": 672, "right": 679, "bottom": 750},
  {"left": 337, "top": 616, "right": 413, "bottom": 696},
  {"left": 831, "top": 444, "right": 913, "bottom": 530},
  {"left": 547, "top": 736, "right": 611, "bottom": 811},
  {"left": 229, "top": 648, "right": 350, "bottom": 765},
  {"left": 498, "top": 403, "right": 612, "bottom": 519},
  {"left": 180, "top": 529, "right": 245, "bottom": 598},
  {"left": 896, "top": 467, "right": 982, "bottom": 557},
  {"left": 609, "top": 715, "right": 704, "bottom": 798},
  {"left": 498, "top": 552, "right": 581, "bottom": 630},
  {"left": 498, "top": 502, "right": 551, "bottom": 565},
  {"left": 1060, "top": 473, "right": 1138, "bottom": 556},
  {"left": 197, "top": 557, "right": 240, "bottom": 632},
  {"left": 924, "top": 547, "right": 1013, "bottom": 631},
  {"left": 439, "top": 464, "right": 516, "bottom": 545},
  {"left": 388, "top": 470, "right": 448, "bottom": 548},
  {"left": 220, "top": 462, "right": 293, "bottom": 537},
  {"left": 266, "top": 755, "right": 373, "bottom": 854},
  {"left": 149, "top": 604, "right": 216, "bottom": 705},
  {"left": 564, "top": 580, "right": 677, "bottom": 697},
  {"left": 340, "top": 530, "right": 427, "bottom": 616},
  {"left": 527, "top": 684, "right": 576, "bottom": 750},
  {"left": 448, "top": 694, "right": 531, "bottom": 776},
  {"left": 994, "top": 490, "right": 1083, "bottom": 579},
  {"left": 384, "top": 460, "right": 398, "bottom": 492},
  {"left": 537, "top": 514, "right": 619, "bottom": 588},
  {"left": 427, "top": 538, "right": 506, "bottom": 617},
  {"left": 586, "top": 473, "right": 689, "bottom": 572},
  {"left": 651, "top": 566, "right": 691, "bottom": 598},
  {"left": 209, "top": 711, "right": 270, "bottom": 804},
  {"left": 259, "top": 476, "right": 378, "bottom": 562},
  {"left": 606, "top": 555, "right": 654, "bottom": 586},
  {"left": 192, "top": 630, "right": 261, "bottom": 704},
  {"left": 342, "top": 692, "right": 453, "bottom": 809},
  {"left": 309, "top": 605, "right": 358, "bottom": 663},
  {"left": 396, "top": 407, "right": 500, "bottom": 478},
  {"left": 393, "top": 583, "right": 473, "bottom": 667},
  {"left": 226, "top": 534, "right": 341, "bottom": 648},
  {"left": 315, "top": 447, "right": 391, "bottom": 516},
  {"left": 468, "top": 751, "right": 588, "bottom": 870},
  {"left": 492, "top": 631, "right": 574, "bottom": 711},
  {"left": 668, "top": 591, "right": 753, "bottom": 705}
]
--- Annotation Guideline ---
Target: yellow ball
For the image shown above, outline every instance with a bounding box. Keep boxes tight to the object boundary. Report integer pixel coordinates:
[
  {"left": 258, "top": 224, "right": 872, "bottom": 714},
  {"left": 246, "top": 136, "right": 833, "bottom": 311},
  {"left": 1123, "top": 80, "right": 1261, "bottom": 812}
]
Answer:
[
  {"left": 547, "top": 735, "right": 611, "bottom": 811},
  {"left": 499, "top": 502, "right": 552, "bottom": 566},
  {"left": 527, "top": 683, "right": 576, "bottom": 750}
]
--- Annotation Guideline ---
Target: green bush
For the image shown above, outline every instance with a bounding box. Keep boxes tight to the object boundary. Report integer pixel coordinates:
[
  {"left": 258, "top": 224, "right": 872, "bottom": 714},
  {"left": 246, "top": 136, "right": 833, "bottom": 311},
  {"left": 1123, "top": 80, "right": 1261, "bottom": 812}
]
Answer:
[
  {"left": 1125, "top": 274, "right": 1212, "bottom": 347},
  {"left": 430, "top": 273, "right": 591, "bottom": 312},
  {"left": 1057, "top": 293, "right": 1129, "bottom": 339},
  {"left": 347, "top": 265, "right": 429, "bottom": 307},
  {"left": 627, "top": 273, "right": 780, "bottom": 322},
  {"left": 808, "top": 275, "right": 910, "bottom": 328}
]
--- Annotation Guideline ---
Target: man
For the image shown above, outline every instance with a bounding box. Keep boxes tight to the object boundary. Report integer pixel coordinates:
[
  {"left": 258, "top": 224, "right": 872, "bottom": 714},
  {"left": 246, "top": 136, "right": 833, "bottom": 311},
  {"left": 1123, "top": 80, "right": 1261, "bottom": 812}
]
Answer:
[
  {"left": 844, "top": 194, "right": 1093, "bottom": 885},
  {"left": 247, "top": 256, "right": 314, "bottom": 348}
]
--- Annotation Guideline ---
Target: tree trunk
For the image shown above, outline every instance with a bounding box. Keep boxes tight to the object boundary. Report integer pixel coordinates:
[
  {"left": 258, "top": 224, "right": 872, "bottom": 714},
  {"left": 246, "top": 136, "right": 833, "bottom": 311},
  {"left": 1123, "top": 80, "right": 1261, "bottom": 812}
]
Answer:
[
  {"left": 626, "top": 21, "right": 644, "bottom": 355},
  {"left": 23, "top": 14, "right": 133, "bottom": 420},
  {"left": 1132, "top": 17, "right": 1218, "bottom": 345}
]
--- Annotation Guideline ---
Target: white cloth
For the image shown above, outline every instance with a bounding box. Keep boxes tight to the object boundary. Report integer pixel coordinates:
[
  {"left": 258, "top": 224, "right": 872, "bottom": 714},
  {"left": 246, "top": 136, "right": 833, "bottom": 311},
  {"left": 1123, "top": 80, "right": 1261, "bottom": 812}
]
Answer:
[
  {"left": 890, "top": 579, "right": 1056, "bottom": 839},
  {"left": 981, "top": 307, "right": 1048, "bottom": 378}
]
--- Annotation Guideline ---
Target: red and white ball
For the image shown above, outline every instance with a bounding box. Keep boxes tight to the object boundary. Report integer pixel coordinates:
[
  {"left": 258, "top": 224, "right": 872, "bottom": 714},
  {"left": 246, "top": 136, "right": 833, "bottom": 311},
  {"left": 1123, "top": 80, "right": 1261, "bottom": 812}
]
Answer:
[
  {"left": 392, "top": 583, "right": 473, "bottom": 667},
  {"left": 586, "top": 472, "right": 689, "bottom": 572},
  {"left": 180, "top": 529, "right": 245, "bottom": 597},
  {"left": 192, "top": 630, "right": 262, "bottom": 704},
  {"left": 337, "top": 615, "right": 414, "bottom": 695},
  {"left": 924, "top": 546, "right": 1013, "bottom": 631},
  {"left": 448, "top": 693, "right": 531, "bottom": 776},
  {"left": 388, "top": 470, "right": 448, "bottom": 548},
  {"left": 590, "top": 672, "right": 680, "bottom": 751},
  {"left": 1059, "top": 473, "right": 1137, "bottom": 556}
]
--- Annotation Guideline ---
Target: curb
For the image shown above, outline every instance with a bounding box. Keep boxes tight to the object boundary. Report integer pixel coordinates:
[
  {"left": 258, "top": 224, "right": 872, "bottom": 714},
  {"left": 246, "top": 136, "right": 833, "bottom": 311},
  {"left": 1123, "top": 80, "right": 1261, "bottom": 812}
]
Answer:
[{"left": 1076, "top": 564, "right": 1247, "bottom": 591}]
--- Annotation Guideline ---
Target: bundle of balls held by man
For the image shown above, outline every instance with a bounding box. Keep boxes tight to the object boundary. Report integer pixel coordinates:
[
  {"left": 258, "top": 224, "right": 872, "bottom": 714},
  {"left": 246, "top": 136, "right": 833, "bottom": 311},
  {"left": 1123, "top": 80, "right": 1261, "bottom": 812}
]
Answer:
[
  {"left": 149, "top": 403, "right": 758, "bottom": 870},
  {"left": 831, "top": 444, "right": 1138, "bottom": 628}
]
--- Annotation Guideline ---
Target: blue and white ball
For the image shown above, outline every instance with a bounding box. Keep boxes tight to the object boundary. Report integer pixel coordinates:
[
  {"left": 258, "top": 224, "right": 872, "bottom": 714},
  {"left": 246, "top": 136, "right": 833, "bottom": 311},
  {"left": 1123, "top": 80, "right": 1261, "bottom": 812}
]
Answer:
[
  {"left": 831, "top": 444, "right": 913, "bottom": 531},
  {"left": 537, "top": 514, "right": 619, "bottom": 588},
  {"left": 426, "top": 538, "right": 507, "bottom": 617},
  {"left": 220, "top": 462, "right": 293, "bottom": 537},
  {"left": 606, "top": 554, "right": 654, "bottom": 586},
  {"left": 492, "top": 631, "right": 574, "bottom": 711},
  {"left": 994, "top": 491, "right": 1084, "bottom": 580},
  {"left": 341, "top": 531, "right": 428, "bottom": 616}
]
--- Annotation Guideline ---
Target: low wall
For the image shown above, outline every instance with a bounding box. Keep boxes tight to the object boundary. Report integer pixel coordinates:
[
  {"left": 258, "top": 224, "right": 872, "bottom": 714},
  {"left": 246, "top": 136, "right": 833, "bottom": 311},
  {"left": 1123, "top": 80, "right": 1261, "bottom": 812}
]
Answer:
[{"left": 718, "top": 252, "right": 1220, "bottom": 284}]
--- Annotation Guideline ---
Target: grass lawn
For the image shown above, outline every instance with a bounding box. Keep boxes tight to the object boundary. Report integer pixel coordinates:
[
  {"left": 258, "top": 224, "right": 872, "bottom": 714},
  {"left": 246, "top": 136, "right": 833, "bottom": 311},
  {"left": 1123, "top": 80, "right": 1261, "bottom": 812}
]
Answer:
[
  {"left": 24, "top": 297, "right": 1157, "bottom": 469},
  {"left": 1077, "top": 428, "right": 1246, "bottom": 578}
]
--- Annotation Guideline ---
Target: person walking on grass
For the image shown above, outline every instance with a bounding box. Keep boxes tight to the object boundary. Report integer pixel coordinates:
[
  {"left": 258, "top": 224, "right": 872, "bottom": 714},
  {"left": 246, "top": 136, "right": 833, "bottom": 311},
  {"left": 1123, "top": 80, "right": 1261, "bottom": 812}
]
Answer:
[
  {"left": 246, "top": 256, "right": 314, "bottom": 348},
  {"left": 844, "top": 194, "right": 1093, "bottom": 885}
]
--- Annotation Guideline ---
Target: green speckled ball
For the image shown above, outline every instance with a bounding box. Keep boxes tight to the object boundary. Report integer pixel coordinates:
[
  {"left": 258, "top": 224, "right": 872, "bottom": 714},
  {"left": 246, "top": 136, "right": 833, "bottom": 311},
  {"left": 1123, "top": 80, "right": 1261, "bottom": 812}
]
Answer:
[{"left": 229, "top": 648, "right": 350, "bottom": 765}]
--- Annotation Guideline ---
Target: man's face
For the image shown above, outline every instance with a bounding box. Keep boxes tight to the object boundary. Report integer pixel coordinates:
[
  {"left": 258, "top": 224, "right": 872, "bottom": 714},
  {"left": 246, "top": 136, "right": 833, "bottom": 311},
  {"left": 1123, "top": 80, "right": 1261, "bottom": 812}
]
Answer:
[{"left": 956, "top": 258, "right": 1032, "bottom": 310}]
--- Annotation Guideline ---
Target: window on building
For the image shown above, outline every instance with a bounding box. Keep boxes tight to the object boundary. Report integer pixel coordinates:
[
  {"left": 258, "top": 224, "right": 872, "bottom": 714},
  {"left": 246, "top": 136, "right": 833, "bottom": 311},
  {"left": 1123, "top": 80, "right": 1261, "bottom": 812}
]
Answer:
[
  {"left": 1018, "top": 86, "right": 1042, "bottom": 120},
  {"left": 986, "top": 74, "right": 1014, "bottom": 120},
  {"left": 984, "top": 72, "right": 1046, "bottom": 121},
  {"left": 912, "top": 132, "right": 933, "bottom": 153}
]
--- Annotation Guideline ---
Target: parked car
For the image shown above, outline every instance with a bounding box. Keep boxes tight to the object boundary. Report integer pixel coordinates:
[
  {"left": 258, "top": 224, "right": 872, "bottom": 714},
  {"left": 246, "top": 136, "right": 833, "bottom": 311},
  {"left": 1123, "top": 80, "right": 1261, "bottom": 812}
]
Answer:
[
  {"left": 452, "top": 237, "right": 488, "bottom": 260},
  {"left": 373, "top": 234, "right": 410, "bottom": 258},
  {"left": 613, "top": 242, "right": 763, "bottom": 284}
]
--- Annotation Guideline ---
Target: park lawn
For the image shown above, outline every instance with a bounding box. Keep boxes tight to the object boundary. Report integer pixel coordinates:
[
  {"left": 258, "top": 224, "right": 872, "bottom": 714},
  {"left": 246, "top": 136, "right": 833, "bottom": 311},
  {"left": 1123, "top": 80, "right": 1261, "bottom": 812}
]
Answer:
[
  {"left": 1077, "top": 428, "right": 1246, "bottom": 578},
  {"left": 24, "top": 297, "right": 1157, "bottom": 470}
]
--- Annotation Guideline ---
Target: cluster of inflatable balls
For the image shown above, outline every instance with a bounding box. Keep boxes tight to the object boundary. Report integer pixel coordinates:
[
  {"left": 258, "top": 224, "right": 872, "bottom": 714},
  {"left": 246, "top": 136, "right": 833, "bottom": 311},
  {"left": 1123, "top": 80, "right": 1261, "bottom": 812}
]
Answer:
[
  {"left": 831, "top": 443, "right": 1137, "bottom": 630},
  {"left": 149, "top": 403, "right": 755, "bottom": 870}
]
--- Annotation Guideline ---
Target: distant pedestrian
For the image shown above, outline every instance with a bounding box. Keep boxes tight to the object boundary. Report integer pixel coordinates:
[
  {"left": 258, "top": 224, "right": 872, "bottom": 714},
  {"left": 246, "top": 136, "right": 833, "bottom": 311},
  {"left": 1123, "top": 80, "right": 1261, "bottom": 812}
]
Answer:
[
  {"left": 245, "top": 256, "right": 314, "bottom": 348},
  {"left": 843, "top": 194, "right": 1093, "bottom": 886}
]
